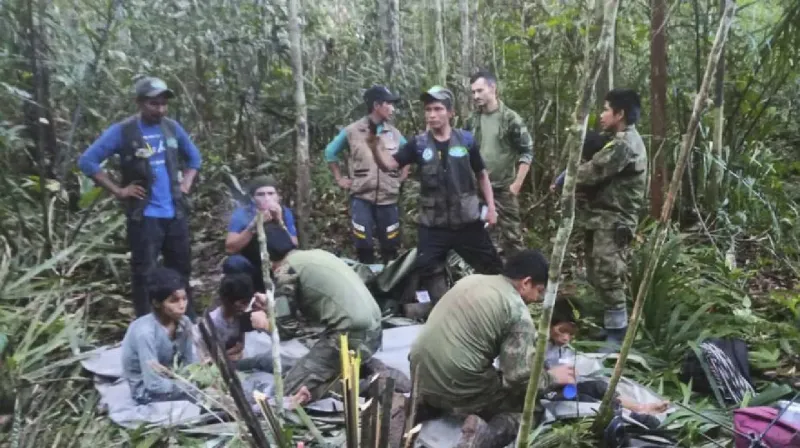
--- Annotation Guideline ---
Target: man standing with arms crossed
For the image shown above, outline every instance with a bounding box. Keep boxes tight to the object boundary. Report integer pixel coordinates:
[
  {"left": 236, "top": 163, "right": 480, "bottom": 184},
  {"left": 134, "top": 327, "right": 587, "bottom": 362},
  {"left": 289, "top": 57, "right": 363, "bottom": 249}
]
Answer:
[
  {"left": 78, "top": 76, "right": 202, "bottom": 319},
  {"left": 368, "top": 86, "right": 503, "bottom": 314},
  {"left": 466, "top": 70, "right": 534, "bottom": 257},
  {"left": 325, "top": 85, "right": 409, "bottom": 265}
]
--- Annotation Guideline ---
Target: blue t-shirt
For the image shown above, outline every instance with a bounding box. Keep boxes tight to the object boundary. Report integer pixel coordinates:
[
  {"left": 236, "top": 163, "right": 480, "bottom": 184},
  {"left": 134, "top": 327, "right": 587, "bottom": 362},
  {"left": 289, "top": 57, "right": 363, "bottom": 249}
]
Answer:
[
  {"left": 228, "top": 204, "right": 297, "bottom": 238},
  {"left": 78, "top": 118, "right": 203, "bottom": 218}
]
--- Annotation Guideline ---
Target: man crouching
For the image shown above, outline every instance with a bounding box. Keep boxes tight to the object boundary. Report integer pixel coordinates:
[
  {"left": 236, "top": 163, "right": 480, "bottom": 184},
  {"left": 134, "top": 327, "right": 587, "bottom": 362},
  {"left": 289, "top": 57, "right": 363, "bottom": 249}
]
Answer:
[
  {"left": 249, "top": 224, "right": 391, "bottom": 402},
  {"left": 408, "top": 250, "right": 575, "bottom": 447}
]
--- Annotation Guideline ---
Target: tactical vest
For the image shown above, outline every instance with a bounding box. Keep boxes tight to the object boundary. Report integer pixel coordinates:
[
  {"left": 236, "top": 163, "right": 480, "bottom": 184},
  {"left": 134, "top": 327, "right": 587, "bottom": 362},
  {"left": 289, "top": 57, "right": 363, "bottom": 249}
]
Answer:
[
  {"left": 345, "top": 117, "right": 403, "bottom": 205},
  {"left": 119, "top": 115, "right": 185, "bottom": 221},
  {"left": 416, "top": 130, "right": 481, "bottom": 229}
]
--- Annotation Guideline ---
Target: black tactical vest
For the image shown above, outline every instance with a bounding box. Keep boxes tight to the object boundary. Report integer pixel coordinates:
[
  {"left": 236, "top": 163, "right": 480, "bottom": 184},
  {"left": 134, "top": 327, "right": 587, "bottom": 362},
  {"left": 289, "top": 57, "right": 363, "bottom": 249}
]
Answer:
[
  {"left": 119, "top": 115, "right": 185, "bottom": 221},
  {"left": 415, "top": 130, "right": 481, "bottom": 229}
]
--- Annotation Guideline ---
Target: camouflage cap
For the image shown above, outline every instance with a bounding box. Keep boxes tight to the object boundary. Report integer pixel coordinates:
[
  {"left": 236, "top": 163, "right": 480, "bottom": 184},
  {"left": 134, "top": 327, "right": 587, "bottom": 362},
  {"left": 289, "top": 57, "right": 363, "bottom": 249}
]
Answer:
[
  {"left": 133, "top": 76, "right": 175, "bottom": 99},
  {"left": 420, "top": 85, "right": 454, "bottom": 110}
]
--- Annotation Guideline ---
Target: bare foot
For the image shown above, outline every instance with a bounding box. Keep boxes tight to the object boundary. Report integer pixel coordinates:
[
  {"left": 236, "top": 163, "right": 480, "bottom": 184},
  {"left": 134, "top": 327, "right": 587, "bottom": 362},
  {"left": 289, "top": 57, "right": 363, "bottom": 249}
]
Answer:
[
  {"left": 291, "top": 386, "right": 312, "bottom": 407},
  {"left": 632, "top": 401, "right": 670, "bottom": 414},
  {"left": 454, "top": 415, "right": 486, "bottom": 448}
]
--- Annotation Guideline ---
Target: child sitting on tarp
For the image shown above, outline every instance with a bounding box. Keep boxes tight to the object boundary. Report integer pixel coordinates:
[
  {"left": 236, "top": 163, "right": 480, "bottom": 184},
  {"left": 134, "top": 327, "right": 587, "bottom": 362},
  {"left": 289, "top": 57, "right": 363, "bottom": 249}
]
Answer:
[
  {"left": 195, "top": 272, "right": 274, "bottom": 373},
  {"left": 544, "top": 299, "right": 669, "bottom": 419},
  {"left": 122, "top": 267, "right": 200, "bottom": 404}
]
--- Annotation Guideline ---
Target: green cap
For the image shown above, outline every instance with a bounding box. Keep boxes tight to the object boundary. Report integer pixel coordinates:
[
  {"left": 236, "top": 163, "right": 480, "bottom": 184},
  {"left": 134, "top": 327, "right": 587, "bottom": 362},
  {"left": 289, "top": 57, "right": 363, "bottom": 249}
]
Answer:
[{"left": 420, "top": 85, "right": 454, "bottom": 109}]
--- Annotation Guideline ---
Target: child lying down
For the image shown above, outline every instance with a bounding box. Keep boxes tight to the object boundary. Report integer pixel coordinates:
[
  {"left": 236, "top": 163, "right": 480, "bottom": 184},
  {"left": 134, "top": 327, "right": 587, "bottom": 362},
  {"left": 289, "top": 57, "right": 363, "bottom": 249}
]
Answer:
[
  {"left": 543, "top": 299, "right": 669, "bottom": 418},
  {"left": 121, "top": 267, "right": 311, "bottom": 408}
]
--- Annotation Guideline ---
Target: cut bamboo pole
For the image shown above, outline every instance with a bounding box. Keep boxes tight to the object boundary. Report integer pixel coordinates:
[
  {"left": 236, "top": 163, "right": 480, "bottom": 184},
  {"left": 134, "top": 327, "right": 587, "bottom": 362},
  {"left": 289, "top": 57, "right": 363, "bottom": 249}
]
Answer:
[
  {"left": 591, "top": 0, "right": 738, "bottom": 434},
  {"left": 515, "top": 0, "right": 620, "bottom": 445}
]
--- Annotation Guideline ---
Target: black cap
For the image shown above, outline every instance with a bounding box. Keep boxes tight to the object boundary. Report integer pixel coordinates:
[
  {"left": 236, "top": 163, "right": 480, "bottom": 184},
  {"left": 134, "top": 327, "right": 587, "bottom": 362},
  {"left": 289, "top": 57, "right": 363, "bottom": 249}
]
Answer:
[
  {"left": 134, "top": 76, "right": 175, "bottom": 99},
  {"left": 363, "top": 85, "right": 401, "bottom": 105},
  {"left": 420, "top": 85, "right": 455, "bottom": 110}
]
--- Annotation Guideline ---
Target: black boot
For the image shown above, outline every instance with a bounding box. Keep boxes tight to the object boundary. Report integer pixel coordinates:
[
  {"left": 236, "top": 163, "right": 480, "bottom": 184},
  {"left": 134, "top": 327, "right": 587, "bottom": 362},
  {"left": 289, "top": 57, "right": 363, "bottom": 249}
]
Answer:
[
  {"left": 357, "top": 248, "right": 376, "bottom": 264},
  {"left": 455, "top": 413, "right": 519, "bottom": 448},
  {"left": 380, "top": 248, "right": 398, "bottom": 265},
  {"left": 600, "top": 326, "right": 627, "bottom": 354}
]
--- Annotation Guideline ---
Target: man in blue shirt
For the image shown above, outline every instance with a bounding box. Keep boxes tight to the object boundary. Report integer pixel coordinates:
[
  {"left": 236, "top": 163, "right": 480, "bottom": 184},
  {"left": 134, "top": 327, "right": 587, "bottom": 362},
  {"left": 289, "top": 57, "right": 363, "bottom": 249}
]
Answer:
[
  {"left": 78, "top": 76, "right": 202, "bottom": 319},
  {"left": 224, "top": 175, "right": 297, "bottom": 292},
  {"left": 325, "top": 86, "right": 409, "bottom": 265}
]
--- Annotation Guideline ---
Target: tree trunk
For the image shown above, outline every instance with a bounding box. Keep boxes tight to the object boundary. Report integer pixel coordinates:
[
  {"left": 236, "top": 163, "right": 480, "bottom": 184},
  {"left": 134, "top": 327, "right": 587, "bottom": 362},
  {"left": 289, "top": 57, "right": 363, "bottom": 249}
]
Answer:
[
  {"left": 707, "top": 0, "right": 726, "bottom": 211},
  {"left": 384, "top": 0, "right": 401, "bottom": 82},
  {"left": 459, "top": 0, "right": 471, "bottom": 119},
  {"left": 287, "top": 0, "right": 311, "bottom": 248},
  {"left": 434, "top": 0, "right": 447, "bottom": 86},
  {"left": 514, "top": 0, "right": 621, "bottom": 445},
  {"left": 649, "top": 0, "right": 668, "bottom": 218},
  {"left": 591, "top": 0, "right": 737, "bottom": 434}
]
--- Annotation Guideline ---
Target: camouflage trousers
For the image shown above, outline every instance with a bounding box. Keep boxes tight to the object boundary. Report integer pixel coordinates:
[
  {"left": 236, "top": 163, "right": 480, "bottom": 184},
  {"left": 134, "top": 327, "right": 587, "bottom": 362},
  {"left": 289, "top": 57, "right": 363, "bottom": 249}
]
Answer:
[
  {"left": 414, "top": 381, "right": 524, "bottom": 448},
  {"left": 283, "top": 326, "right": 382, "bottom": 402},
  {"left": 584, "top": 228, "right": 632, "bottom": 329},
  {"left": 490, "top": 187, "right": 525, "bottom": 257}
]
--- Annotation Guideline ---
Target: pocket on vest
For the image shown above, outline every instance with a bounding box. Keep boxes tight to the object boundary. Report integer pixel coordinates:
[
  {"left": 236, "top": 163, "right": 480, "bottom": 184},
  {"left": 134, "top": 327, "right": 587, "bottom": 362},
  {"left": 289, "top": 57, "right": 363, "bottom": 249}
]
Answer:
[{"left": 457, "top": 194, "right": 480, "bottom": 223}]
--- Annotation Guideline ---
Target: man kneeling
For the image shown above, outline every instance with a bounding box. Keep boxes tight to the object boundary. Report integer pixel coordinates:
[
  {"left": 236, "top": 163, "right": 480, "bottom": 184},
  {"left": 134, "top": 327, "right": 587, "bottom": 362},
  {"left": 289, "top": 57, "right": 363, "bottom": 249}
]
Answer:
[
  {"left": 409, "top": 250, "right": 575, "bottom": 448},
  {"left": 122, "top": 267, "right": 198, "bottom": 404},
  {"left": 249, "top": 225, "right": 392, "bottom": 402}
]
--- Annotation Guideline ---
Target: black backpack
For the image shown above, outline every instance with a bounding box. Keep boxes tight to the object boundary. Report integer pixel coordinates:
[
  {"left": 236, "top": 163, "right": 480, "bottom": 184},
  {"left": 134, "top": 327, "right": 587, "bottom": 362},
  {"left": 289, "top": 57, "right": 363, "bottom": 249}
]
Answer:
[{"left": 680, "top": 337, "right": 754, "bottom": 407}]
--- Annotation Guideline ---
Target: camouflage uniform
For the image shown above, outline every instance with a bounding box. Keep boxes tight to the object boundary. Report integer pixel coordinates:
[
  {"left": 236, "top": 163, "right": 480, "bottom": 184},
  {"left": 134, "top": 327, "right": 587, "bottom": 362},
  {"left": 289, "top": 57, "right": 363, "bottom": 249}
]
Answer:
[
  {"left": 409, "top": 274, "right": 552, "bottom": 447},
  {"left": 271, "top": 249, "right": 383, "bottom": 401},
  {"left": 464, "top": 102, "right": 534, "bottom": 256},
  {"left": 575, "top": 125, "right": 647, "bottom": 329}
]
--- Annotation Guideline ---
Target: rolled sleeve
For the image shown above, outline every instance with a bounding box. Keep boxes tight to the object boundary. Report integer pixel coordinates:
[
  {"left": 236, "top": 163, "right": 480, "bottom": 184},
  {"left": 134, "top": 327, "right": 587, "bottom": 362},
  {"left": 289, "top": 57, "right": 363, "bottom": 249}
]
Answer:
[{"left": 510, "top": 114, "right": 534, "bottom": 165}]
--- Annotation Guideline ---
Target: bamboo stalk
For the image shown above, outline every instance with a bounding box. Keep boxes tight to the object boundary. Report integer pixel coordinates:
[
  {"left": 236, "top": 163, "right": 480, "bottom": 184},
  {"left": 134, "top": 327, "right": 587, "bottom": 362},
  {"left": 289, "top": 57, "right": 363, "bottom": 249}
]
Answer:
[
  {"left": 198, "top": 316, "right": 272, "bottom": 448},
  {"left": 591, "top": 0, "right": 738, "bottom": 434},
  {"left": 401, "top": 364, "right": 420, "bottom": 447},
  {"left": 377, "top": 377, "right": 395, "bottom": 448},
  {"left": 254, "top": 390, "right": 290, "bottom": 447},
  {"left": 515, "top": 0, "right": 621, "bottom": 446},
  {"left": 401, "top": 424, "right": 422, "bottom": 448},
  {"left": 256, "top": 213, "right": 283, "bottom": 418}
]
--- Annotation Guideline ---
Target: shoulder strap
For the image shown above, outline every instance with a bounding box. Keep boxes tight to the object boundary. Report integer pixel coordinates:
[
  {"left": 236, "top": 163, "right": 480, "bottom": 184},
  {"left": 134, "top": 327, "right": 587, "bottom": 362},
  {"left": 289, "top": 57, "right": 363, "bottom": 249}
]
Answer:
[
  {"left": 160, "top": 118, "right": 178, "bottom": 142},
  {"left": 456, "top": 129, "right": 473, "bottom": 148},
  {"left": 119, "top": 115, "right": 141, "bottom": 155}
]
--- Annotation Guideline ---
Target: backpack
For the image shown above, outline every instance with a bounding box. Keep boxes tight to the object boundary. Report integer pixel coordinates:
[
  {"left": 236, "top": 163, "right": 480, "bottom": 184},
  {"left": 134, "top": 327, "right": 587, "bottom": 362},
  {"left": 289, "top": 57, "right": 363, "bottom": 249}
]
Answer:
[
  {"left": 680, "top": 338, "right": 754, "bottom": 407},
  {"left": 733, "top": 406, "right": 800, "bottom": 447}
]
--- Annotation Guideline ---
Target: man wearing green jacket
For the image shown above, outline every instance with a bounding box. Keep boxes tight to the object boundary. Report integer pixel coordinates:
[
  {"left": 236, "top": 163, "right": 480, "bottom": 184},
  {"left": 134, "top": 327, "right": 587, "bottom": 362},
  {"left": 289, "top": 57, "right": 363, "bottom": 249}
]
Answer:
[
  {"left": 465, "top": 70, "right": 534, "bottom": 257},
  {"left": 249, "top": 225, "right": 384, "bottom": 402},
  {"left": 575, "top": 88, "right": 647, "bottom": 349},
  {"left": 409, "top": 250, "right": 575, "bottom": 447}
]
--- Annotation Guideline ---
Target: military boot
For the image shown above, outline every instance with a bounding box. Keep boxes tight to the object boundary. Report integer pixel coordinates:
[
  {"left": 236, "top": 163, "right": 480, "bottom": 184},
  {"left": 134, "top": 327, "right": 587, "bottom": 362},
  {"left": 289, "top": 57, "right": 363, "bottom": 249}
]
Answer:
[
  {"left": 599, "top": 326, "right": 627, "bottom": 354},
  {"left": 403, "top": 302, "right": 433, "bottom": 320},
  {"left": 455, "top": 413, "right": 519, "bottom": 448}
]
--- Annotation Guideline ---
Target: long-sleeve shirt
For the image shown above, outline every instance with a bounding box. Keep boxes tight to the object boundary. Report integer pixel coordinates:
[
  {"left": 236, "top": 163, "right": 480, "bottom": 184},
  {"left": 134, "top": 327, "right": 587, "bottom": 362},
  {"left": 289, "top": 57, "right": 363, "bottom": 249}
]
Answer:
[
  {"left": 271, "top": 249, "right": 382, "bottom": 340},
  {"left": 77, "top": 117, "right": 202, "bottom": 218},
  {"left": 324, "top": 125, "right": 408, "bottom": 163},
  {"left": 121, "top": 313, "right": 198, "bottom": 404},
  {"left": 409, "top": 274, "right": 552, "bottom": 408}
]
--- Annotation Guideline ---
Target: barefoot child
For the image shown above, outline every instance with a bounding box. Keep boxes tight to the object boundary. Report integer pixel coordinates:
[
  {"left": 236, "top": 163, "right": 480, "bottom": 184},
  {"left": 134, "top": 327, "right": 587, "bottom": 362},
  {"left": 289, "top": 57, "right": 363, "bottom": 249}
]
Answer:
[{"left": 545, "top": 299, "right": 669, "bottom": 417}]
